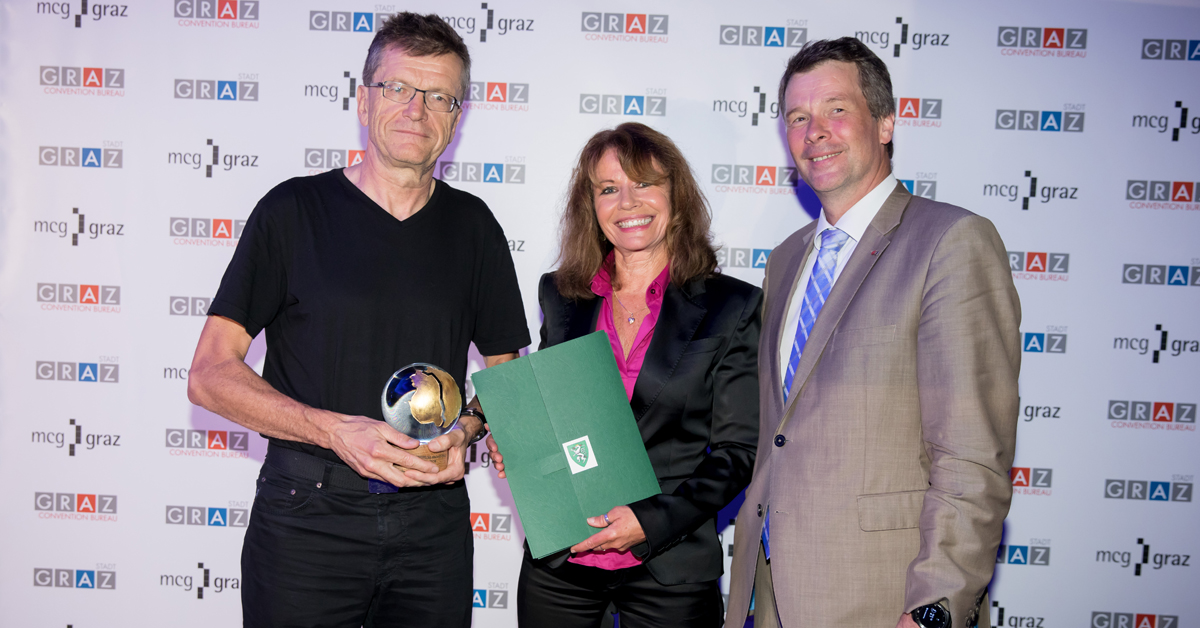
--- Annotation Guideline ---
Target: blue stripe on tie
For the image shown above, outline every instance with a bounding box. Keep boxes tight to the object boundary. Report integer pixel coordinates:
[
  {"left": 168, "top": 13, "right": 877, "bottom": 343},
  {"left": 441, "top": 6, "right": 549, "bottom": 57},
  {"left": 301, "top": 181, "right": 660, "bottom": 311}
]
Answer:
[
  {"left": 762, "top": 509, "right": 771, "bottom": 560},
  {"left": 781, "top": 228, "right": 850, "bottom": 401}
]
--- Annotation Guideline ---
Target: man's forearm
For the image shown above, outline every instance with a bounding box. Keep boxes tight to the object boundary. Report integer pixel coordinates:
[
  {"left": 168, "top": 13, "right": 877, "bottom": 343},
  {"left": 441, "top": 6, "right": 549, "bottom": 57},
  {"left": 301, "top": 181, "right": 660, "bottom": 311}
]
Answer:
[{"left": 187, "top": 350, "right": 337, "bottom": 448}]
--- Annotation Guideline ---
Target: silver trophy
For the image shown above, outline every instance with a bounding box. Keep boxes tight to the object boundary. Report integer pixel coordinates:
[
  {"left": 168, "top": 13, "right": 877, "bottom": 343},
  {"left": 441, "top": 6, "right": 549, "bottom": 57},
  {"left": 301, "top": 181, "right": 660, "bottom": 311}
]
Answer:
[{"left": 381, "top": 363, "right": 462, "bottom": 470}]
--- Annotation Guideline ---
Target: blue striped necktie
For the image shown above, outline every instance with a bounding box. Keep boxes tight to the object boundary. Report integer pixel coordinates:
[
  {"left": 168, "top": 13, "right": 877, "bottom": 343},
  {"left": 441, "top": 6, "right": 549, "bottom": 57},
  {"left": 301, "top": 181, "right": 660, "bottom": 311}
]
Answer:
[
  {"left": 764, "top": 227, "right": 849, "bottom": 561},
  {"left": 781, "top": 227, "right": 850, "bottom": 401}
]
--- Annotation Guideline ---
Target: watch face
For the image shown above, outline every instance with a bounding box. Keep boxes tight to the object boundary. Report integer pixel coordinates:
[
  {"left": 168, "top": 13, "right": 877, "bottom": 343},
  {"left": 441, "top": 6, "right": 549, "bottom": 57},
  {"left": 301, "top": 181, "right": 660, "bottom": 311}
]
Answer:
[{"left": 913, "top": 604, "right": 950, "bottom": 628}]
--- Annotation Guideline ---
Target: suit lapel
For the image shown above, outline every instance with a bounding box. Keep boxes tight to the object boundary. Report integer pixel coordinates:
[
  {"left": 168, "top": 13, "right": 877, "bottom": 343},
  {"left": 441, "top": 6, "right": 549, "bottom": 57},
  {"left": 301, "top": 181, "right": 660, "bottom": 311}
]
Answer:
[
  {"left": 630, "top": 279, "right": 707, "bottom": 420},
  {"left": 776, "top": 182, "right": 912, "bottom": 432}
]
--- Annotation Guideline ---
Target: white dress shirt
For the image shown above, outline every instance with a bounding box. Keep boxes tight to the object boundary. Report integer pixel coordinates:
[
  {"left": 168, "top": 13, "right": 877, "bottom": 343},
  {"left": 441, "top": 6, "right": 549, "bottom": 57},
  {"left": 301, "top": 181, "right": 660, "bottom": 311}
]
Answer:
[{"left": 778, "top": 174, "right": 897, "bottom": 386}]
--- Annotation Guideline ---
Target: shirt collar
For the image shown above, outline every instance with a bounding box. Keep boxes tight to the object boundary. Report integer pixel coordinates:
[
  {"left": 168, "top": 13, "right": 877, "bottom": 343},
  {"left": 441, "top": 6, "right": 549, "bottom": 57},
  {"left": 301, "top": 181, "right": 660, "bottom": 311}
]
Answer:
[
  {"left": 814, "top": 173, "right": 897, "bottom": 245},
  {"left": 590, "top": 252, "right": 671, "bottom": 299}
]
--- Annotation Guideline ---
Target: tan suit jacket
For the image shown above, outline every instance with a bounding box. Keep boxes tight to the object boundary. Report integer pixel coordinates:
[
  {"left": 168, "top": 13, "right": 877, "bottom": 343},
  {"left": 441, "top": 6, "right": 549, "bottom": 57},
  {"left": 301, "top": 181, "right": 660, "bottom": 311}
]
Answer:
[{"left": 725, "top": 183, "right": 1021, "bottom": 628}]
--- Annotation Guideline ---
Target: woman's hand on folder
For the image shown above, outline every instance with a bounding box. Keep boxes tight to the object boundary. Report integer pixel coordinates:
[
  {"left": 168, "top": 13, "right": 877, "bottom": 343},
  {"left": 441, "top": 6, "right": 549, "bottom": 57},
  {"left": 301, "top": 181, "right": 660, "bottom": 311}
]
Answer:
[
  {"left": 570, "top": 506, "right": 646, "bottom": 554},
  {"left": 485, "top": 434, "right": 506, "bottom": 479}
]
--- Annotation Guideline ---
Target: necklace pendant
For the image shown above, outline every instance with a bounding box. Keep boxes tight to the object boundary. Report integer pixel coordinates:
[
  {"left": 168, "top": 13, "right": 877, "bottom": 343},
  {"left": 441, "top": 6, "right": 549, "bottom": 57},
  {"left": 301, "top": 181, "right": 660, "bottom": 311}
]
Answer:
[{"left": 627, "top": 316, "right": 636, "bottom": 324}]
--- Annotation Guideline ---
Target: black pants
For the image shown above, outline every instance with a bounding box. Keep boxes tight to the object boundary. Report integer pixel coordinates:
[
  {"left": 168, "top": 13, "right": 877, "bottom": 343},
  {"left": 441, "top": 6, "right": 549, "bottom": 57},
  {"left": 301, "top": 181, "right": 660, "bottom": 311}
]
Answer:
[
  {"left": 242, "top": 450, "right": 473, "bottom": 628},
  {"left": 517, "top": 549, "right": 723, "bottom": 628}
]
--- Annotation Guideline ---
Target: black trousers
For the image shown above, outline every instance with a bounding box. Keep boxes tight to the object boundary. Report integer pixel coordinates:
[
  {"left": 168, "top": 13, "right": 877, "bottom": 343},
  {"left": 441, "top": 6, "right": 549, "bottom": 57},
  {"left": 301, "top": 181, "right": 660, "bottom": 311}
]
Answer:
[
  {"left": 241, "top": 449, "right": 473, "bottom": 628},
  {"left": 517, "top": 549, "right": 723, "bottom": 628}
]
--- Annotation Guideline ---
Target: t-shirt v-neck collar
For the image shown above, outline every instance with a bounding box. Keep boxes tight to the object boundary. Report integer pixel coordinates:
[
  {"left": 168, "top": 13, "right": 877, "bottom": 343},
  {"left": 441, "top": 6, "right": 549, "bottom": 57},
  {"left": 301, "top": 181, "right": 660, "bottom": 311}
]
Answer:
[{"left": 335, "top": 168, "right": 442, "bottom": 229}]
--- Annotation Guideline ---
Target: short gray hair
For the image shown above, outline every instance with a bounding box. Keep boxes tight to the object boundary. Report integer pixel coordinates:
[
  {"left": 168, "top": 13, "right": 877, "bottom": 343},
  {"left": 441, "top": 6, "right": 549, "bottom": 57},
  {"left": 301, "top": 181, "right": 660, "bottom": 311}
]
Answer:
[{"left": 363, "top": 13, "right": 471, "bottom": 100}]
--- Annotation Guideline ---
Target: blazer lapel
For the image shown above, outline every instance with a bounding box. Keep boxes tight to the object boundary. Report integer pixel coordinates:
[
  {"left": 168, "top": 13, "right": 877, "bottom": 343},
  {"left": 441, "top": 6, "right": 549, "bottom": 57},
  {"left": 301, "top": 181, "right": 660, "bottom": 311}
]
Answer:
[
  {"left": 776, "top": 182, "right": 912, "bottom": 432},
  {"left": 629, "top": 279, "right": 707, "bottom": 420},
  {"left": 562, "top": 295, "right": 601, "bottom": 345}
]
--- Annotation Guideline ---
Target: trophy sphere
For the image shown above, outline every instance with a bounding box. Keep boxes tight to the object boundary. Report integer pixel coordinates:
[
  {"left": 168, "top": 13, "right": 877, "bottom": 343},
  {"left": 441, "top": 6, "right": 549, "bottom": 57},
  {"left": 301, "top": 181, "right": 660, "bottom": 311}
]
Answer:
[{"left": 381, "top": 363, "right": 463, "bottom": 443}]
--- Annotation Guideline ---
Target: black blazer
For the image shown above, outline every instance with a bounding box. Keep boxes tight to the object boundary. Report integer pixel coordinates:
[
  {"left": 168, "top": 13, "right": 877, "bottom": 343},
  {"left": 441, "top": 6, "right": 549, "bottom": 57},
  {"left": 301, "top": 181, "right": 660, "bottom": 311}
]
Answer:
[{"left": 537, "top": 271, "right": 762, "bottom": 585}]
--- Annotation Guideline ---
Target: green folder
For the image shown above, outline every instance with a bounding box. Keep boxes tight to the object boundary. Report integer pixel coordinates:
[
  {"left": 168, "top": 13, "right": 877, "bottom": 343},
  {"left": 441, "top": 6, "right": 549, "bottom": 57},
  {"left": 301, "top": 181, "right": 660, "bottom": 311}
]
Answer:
[{"left": 472, "top": 331, "right": 661, "bottom": 558}]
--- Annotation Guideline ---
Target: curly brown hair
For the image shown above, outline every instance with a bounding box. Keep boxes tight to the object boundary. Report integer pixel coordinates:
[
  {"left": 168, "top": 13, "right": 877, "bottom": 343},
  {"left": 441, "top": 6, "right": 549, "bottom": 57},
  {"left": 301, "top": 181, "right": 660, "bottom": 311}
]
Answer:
[{"left": 554, "top": 122, "right": 718, "bottom": 301}]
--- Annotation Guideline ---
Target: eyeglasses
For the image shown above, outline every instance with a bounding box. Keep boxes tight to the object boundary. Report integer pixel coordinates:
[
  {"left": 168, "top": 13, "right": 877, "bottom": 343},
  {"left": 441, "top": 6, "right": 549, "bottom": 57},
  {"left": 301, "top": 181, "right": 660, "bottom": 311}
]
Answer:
[{"left": 368, "top": 81, "right": 460, "bottom": 113}]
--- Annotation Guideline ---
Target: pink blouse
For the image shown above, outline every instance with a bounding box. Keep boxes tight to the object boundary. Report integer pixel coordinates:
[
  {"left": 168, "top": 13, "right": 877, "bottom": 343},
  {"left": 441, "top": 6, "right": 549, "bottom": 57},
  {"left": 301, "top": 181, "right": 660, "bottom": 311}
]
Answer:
[{"left": 568, "top": 259, "right": 670, "bottom": 570}]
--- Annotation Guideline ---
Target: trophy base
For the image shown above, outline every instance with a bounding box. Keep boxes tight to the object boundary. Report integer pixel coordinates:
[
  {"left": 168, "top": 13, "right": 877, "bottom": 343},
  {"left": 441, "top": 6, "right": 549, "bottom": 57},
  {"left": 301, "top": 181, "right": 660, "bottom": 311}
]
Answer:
[{"left": 406, "top": 443, "right": 448, "bottom": 471}]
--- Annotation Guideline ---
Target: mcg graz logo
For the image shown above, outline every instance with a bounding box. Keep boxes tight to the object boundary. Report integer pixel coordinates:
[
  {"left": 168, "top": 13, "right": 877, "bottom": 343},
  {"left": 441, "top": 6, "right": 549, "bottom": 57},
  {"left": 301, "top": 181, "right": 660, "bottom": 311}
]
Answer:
[
  {"left": 168, "top": 139, "right": 258, "bottom": 178},
  {"left": 161, "top": 563, "right": 239, "bottom": 599},
  {"left": 1096, "top": 538, "right": 1191, "bottom": 576},
  {"left": 1114, "top": 324, "right": 1199, "bottom": 363},
  {"left": 38, "top": 1, "right": 129, "bottom": 28},
  {"left": 857, "top": 17, "right": 949, "bottom": 57},
  {"left": 982, "top": 170, "right": 1077, "bottom": 209},
  {"left": 990, "top": 600, "right": 1044, "bottom": 628},
  {"left": 1131, "top": 101, "right": 1198, "bottom": 141},
  {"left": 305, "top": 71, "right": 357, "bottom": 110},
  {"left": 31, "top": 419, "right": 121, "bottom": 457},
  {"left": 442, "top": 3, "right": 536, "bottom": 43},
  {"left": 34, "top": 207, "right": 124, "bottom": 246},
  {"left": 713, "top": 86, "right": 779, "bottom": 126}
]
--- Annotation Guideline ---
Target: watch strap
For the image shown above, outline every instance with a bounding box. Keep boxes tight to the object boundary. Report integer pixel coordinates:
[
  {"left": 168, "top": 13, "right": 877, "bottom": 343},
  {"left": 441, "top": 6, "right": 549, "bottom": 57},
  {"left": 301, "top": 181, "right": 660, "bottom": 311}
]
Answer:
[{"left": 460, "top": 407, "right": 488, "bottom": 444}]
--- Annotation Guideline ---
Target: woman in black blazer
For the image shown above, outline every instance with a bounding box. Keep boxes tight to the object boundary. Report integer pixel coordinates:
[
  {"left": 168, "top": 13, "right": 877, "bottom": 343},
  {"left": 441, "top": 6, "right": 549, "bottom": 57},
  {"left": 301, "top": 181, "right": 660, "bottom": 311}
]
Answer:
[{"left": 487, "top": 123, "right": 761, "bottom": 627}]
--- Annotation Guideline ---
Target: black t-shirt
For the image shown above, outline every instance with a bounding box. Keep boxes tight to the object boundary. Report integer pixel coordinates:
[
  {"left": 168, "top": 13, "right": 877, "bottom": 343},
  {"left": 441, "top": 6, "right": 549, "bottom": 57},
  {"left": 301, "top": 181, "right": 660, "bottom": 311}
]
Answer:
[{"left": 209, "top": 169, "right": 531, "bottom": 462}]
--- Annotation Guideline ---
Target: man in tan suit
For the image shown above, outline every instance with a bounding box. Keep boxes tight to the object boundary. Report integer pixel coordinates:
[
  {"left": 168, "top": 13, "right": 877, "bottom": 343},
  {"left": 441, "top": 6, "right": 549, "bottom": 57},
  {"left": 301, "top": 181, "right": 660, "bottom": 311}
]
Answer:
[{"left": 725, "top": 38, "right": 1021, "bottom": 628}]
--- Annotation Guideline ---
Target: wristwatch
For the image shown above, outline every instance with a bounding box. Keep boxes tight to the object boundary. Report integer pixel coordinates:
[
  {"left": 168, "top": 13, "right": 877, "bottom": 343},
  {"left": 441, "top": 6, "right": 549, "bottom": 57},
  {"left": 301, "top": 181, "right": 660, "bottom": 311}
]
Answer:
[
  {"left": 459, "top": 407, "right": 488, "bottom": 444},
  {"left": 911, "top": 603, "right": 950, "bottom": 628}
]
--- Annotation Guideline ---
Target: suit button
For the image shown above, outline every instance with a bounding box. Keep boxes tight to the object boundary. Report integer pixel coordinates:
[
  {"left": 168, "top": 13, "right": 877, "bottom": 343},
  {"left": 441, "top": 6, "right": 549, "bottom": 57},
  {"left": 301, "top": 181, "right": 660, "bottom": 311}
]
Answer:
[
  {"left": 757, "top": 504, "right": 763, "bottom": 517},
  {"left": 774, "top": 435, "right": 786, "bottom": 447}
]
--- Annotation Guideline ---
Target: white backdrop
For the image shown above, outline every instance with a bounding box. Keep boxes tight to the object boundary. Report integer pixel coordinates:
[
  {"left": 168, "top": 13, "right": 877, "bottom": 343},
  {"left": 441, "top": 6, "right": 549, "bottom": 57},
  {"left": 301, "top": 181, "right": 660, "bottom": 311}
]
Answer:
[{"left": 2, "top": 0, "right": 1199, "bottom": 626}]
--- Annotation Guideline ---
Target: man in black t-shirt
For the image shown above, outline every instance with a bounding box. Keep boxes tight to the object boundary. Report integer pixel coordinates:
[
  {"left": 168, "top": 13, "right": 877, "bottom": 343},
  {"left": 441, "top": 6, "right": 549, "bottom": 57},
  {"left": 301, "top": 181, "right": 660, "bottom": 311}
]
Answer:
[{"left": 187, "top": 14, "right": 530, "bottom": 628}]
